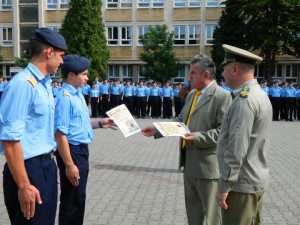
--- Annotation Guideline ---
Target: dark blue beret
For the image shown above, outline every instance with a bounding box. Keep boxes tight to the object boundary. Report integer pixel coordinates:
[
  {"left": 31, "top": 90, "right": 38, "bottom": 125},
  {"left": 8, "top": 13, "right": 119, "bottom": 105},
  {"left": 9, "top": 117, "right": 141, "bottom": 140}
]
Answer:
[
  {"left": 62, "top": 54, "right": 91, "bottom": 73},
  {"left": 33, "top": 27, "right": 67, "bottom": 51}
]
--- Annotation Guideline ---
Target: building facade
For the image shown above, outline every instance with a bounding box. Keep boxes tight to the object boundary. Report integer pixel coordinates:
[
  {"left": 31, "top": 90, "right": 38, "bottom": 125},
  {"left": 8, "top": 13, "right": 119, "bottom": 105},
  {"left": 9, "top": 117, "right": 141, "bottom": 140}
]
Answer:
[{"left": 0, "top": 0, "right": 299, "bottom": 83}]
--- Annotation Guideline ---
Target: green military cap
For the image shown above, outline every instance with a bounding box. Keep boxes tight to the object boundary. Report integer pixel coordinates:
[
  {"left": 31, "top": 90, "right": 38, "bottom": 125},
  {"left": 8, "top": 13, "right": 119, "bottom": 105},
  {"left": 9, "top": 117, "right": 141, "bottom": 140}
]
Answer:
[{"left": 221, "top": 44, "right": 263, "bottom": 67}]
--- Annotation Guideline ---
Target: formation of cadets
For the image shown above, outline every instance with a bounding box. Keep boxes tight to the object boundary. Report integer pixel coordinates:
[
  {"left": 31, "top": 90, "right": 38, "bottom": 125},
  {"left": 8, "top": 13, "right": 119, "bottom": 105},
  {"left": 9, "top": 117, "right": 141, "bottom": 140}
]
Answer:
[
  {"left": 66, "top": 77, "right": 185, "bottom": 119},
  {"left": 219, "top": 79, "right": 300, "bottom": 122},
  {"left": 1, "top": 76, "right": 299, "bottom": 122}
]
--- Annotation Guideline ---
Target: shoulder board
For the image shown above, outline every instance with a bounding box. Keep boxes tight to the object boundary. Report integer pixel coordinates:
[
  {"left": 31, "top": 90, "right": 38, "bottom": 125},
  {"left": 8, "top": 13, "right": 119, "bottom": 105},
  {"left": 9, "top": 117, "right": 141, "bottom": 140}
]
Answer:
[
  {"left": 239, "top": 86, "right": 250, "bottom": 98},
  {"left": 27, "top": 76, "right": 37, "bottom": 87},
  {"left": 63, "top": 90, "right": 70, "bottom": 97}
]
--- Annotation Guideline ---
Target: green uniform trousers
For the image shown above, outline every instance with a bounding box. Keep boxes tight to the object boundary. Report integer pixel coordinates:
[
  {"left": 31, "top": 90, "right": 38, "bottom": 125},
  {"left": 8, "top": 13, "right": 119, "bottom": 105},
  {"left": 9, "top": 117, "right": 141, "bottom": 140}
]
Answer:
[
  {"left": 184, "top": 175, "right": 221, "bottom": 225},
  {"left": 221, "top": 191, "right": 264, "bottom": 225}
]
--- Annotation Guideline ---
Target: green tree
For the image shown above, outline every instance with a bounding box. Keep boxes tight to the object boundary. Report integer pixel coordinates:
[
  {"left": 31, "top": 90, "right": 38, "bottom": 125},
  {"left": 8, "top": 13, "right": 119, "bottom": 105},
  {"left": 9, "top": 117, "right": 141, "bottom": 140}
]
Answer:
[
  {"left": 211, "top": 1, "right": 246, "bottom": 80},
  {"left": 14, "top": 50, "right": 30, "bottom": 68},
  {"left": 60, "top": 0, "right": 109, "bottom": 82},
  {"left": 212, "top": 0, "right": 300, "bottom": 81},
  {"left": 140, "top": 25, "right": 180, "bottom": 82}
]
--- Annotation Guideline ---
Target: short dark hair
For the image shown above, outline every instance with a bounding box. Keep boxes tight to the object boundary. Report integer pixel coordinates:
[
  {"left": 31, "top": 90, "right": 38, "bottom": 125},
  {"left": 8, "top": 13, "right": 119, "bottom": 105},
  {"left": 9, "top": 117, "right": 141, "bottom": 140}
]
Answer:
[
  {"left": 190, "top": 54, "right": 216, "bottom": 80},
  {"left": 29, "top": 40, "right": 52, "bottom": 58}
]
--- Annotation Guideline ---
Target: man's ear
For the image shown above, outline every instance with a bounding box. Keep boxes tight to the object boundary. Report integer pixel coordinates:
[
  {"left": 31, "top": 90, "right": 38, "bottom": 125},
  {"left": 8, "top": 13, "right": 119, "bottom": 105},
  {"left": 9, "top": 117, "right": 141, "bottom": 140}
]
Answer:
[{"left": 46, "top": 47, "right": 55, "bottom": 59}]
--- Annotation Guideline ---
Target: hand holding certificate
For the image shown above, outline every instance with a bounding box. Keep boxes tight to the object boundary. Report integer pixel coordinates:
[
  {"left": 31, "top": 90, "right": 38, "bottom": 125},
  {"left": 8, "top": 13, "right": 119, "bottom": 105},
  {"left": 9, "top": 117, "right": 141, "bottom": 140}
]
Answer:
[
  {"left": 153, "top": 122, "right": 190, "bottom": 137},
  {"left": 106, "top": 104, "right": 141, "bottom": 137}
]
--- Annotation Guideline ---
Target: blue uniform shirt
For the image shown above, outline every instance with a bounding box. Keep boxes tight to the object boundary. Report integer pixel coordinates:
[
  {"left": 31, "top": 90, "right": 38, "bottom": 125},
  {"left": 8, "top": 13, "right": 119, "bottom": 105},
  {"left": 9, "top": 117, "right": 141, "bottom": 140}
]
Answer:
[
  {"left": 90, "top": 88, "right": 99, "bottom": 97},
  {"left": 150, "top": 87, "right": 160, "bottom": 96},
  {"left": 269, "top": 86, "right": 281, "bottom": 97},
  {"left": 55, "top": 83, "right": 93, "bottom": 145},
  {"left": 124, "top": 85, "right": 133, "bottom": 97},
  {"left": 82, "top": 84, "right": 91, "bottom": 95},
  {"left": 162, "top": 86, "right": 173, "bottom": 97},
  {"left": 0, "top": 63, "right": 56, "bottom": 159},
  {"left": 52, "top": 86, "right": 60, "bottom": 96},
  {"left": 285, "top": 87, "right": 296, "bottom": 97},
  {"left": 135, "top": 86, "right": 148, "bottom": 97},
  {"left": 280, "top": 88, "right": 287, "bottom": 97},
  {"left": 173, "top": 88, "right": 180, "bottom": 97},
  {"left": 100, "top": 84, "right": 110, "bottom": 94},
  {"left": 110, "top": 85, "right": 122, "bottom": 95},
  {"left": 0, "top": 82, "right": 5, "bottom": 92},
  {"left": 261, "top": 86, "right": 269, "bottom": 95}
]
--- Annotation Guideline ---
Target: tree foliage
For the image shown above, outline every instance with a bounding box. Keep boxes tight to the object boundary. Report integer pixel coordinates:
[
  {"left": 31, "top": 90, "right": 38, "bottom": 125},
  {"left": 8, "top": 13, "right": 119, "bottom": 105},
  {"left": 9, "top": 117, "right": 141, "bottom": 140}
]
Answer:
[
  {"left": 212, "top": 0, "right": 300, "bottom": 81},
  {"left": 139, "top": 25, "right": 180, "bottom": 82},
  {"left": 60, "top": 0, "right": 109, "bottom": 82},
  {"left": 14, "top": 50, "right": 30, "bottom": 68}
]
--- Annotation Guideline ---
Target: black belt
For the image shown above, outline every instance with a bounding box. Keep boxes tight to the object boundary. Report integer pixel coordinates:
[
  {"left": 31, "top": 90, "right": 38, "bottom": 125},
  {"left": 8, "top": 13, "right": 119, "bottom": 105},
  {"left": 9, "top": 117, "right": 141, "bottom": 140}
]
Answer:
[{"left": 25, "top": 151, "right": 54, "bottom": 163}]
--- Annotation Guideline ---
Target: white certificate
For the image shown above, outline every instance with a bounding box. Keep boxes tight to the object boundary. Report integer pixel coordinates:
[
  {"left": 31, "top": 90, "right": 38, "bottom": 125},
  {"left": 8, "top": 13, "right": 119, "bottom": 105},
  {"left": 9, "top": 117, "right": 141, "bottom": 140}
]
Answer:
[
  {"left": 153, "top": 122, "right": 190, "bottom": 137},
  {"left": 106, "top": 104, "right": 141, "bottom": 137}
]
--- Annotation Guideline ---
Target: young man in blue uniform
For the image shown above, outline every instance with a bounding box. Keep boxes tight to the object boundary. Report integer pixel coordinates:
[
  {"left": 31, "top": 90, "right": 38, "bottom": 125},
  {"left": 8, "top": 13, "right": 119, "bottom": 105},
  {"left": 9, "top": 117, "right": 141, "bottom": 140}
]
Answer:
[
  {"left": 54, "top": 54, "right": 115, "bottom": 225},
  {"left": 0, "top": 27, "right": 67, "bottom": 225}
]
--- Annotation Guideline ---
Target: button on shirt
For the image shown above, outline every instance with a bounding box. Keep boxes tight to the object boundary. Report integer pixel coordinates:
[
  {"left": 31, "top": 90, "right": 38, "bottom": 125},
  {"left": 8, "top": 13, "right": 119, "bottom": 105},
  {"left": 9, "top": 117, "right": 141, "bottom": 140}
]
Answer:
[
  {"left": 55, "top": 83, "right": 93, "bottom": 145},
  {"left": 0, "top": 63, "right": 56, "bottom": 160}
]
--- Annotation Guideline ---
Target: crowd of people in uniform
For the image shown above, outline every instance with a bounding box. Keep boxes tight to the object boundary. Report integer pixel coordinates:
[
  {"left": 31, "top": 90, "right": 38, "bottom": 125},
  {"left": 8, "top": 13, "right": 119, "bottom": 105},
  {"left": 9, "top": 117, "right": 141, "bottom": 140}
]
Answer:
[
  {"left": 260, "top": 80, "right": 300, "bottom": 121},
  {"left": 55, "top": 78, "right": 186, "bottom": 120}
]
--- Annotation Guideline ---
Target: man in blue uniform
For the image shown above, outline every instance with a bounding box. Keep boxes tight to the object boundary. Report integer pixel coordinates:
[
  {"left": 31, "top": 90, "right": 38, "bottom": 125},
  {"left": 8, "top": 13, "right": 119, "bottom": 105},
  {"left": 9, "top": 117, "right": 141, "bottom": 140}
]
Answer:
[
  {"left": 161, "top": 81, "right": 173, "bottom": 118},
  {"left": 54, "top": 54, "right": 115, "bottom": 225},
  {"left": 0, "top": 76, "right": 6, "bottom": 99},
  {"left": 100, "top": 79, "right": 110, "bottom": 117},
  {"left": 81, "top": 83, "right": 91, "bottom": 106},
  {"left": 0, "top": 27, "right": 67, "bottom": 225},
  {"left": 269, "top": 80, "right": 281, "bottom": 121}
]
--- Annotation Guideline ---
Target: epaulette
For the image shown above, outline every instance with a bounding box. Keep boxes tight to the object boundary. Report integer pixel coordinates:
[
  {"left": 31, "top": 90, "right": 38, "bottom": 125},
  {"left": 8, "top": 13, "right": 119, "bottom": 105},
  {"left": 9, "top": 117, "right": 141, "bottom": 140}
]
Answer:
[
  {"left": 27, "top": 76, "right": 37, "bottom": 87},
  {"left": 239, "top": 86, "right": 250, "bottom": 98},
  {"left": 63, "top": 90, "right": 70, "bottom": 97}
]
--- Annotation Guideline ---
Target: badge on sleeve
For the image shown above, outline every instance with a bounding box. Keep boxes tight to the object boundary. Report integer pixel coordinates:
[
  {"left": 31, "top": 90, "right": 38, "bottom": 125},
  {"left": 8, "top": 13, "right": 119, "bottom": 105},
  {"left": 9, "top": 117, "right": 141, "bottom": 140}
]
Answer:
[
  {"left": 63, "top": 90, "right": 70, "bottom": 97},
  {"left": 239, "top": 86, "right": 250, "bottom": 98}
]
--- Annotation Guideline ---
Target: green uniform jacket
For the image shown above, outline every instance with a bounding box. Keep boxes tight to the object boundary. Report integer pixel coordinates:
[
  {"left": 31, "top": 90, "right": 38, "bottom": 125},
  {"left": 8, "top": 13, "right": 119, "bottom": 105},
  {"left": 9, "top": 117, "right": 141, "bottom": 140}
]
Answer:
[{"left": 217, "top": 79, "right": 272, "bottom": 193}]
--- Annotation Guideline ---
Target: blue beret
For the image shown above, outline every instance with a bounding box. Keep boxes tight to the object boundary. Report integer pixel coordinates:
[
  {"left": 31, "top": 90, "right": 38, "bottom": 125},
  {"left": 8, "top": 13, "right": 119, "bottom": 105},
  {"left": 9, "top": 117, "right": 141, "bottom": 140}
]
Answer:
[
  {"left": 33, "top": 27, "right": 67, "bottom": 51},
  {"left": 62, "top": 54, "right": 91, "bottom": 73}
]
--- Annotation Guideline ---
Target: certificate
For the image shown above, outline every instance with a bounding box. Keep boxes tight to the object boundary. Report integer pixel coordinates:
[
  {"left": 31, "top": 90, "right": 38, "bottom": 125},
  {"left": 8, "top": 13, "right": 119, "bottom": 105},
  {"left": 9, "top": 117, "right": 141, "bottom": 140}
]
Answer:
[
  {"left": 153, "top": 122, "right": 190, "bottom": 137},
  {"left": 106, "top": 104, "right": 141, "bottom": 137}
]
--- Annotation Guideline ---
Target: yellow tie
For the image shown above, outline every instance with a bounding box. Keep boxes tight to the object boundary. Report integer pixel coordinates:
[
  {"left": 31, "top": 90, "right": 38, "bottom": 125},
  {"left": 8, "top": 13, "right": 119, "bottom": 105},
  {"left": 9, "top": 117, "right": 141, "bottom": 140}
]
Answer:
[{"left": 182, "top": 90, "right": 201, "bottom": 149}]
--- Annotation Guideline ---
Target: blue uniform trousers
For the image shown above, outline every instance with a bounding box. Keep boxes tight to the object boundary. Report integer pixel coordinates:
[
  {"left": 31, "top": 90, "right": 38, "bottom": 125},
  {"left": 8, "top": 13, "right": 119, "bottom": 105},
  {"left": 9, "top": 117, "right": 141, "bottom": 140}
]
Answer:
[
  {"left": 3, "top": 155, "right": 57, "bottom": 225},
  {"left": 56, "top": 144, "right": 89, "bottom": 225}
]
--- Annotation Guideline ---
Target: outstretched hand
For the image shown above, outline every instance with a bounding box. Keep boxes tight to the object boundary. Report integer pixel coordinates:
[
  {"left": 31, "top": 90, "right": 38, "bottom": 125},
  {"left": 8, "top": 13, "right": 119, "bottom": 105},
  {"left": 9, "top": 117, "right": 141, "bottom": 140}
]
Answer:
[
  {"left": 141, "top": 125, "right": 156, "bottom": 137},
  {"left": 101, "top": 118, "right": 117, "bottom": 130}
]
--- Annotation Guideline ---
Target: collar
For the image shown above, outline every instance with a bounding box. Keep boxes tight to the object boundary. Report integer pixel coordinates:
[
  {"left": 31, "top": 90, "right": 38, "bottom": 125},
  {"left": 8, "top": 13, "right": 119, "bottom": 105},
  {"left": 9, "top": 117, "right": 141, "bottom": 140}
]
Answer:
[
  {"left": 27, "top": 63, "right": 51, "bottom": 84},
  {"left": 200, "top": 80, "right": 215, "bottom": 94},
  {"left": 62, "top": 82, "right": 81, "bottom": 96},
  {"left": 232, "top": 79, "right": 258, "bottom": 97}
]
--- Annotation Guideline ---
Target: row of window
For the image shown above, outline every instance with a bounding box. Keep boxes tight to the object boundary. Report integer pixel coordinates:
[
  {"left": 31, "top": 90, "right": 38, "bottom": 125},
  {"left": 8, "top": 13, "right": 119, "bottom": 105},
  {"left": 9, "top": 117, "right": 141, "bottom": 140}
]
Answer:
[
  {"left": 0, "top": 24, "right": 216, "bottom": 47},
  {"left": 0, "top": 0, "right": 225, "bottom": 11},
  {"left": 107, "top": 0, "right": 225, "bottom": 9},
  {"left": 107, "top": 24, "right": 217, "bottom": 46}
]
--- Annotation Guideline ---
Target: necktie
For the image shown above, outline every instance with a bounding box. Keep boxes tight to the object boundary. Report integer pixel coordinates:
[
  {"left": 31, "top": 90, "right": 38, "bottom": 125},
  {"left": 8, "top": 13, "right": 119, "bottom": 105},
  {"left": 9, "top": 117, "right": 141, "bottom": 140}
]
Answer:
[{"left": 182, "top": 90, "right": 201, "bottom": 149}]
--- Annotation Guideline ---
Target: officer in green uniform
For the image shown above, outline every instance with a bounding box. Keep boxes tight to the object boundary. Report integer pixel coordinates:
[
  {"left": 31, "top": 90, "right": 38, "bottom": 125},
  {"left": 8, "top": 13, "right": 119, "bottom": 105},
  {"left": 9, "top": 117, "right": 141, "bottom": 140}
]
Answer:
[{"left": 216, "top": 44, "right": 272, "bottom": 225}]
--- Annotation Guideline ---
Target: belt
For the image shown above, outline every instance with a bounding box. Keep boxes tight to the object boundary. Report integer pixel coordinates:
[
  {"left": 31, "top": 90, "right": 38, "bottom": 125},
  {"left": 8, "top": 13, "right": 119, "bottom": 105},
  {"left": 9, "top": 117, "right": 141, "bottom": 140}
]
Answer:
[{"left": 25, "top": 151, "right": 54, "bottom": 163}]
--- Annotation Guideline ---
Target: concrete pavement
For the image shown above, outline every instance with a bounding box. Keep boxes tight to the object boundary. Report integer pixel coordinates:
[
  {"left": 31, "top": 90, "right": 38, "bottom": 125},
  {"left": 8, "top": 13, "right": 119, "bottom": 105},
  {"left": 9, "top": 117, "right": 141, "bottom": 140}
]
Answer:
[{"left": 0, "top": 119, "right": 299, "bottom": 225}]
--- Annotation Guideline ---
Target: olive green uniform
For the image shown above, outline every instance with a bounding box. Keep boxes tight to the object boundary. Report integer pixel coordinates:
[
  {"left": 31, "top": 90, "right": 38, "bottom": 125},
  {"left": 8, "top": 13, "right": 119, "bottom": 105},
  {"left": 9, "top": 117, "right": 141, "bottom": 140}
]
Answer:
[{"left": 217, "top": 79, "right": 272, "bottom": 225}]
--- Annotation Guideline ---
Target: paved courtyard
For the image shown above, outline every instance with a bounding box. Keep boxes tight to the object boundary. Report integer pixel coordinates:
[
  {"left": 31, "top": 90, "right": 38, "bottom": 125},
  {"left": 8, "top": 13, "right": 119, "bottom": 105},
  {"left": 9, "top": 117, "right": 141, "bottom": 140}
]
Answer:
[{"left": 0, "top": 119, "right": 299, "bottom": 225}]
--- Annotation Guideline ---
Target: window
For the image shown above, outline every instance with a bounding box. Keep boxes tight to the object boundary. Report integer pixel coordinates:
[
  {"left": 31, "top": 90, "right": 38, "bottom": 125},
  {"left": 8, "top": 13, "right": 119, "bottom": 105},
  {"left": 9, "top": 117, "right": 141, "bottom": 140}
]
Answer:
[
  {"left": 205, "top": 24, "right": 216, "bottom": 45},
  {"left": 107, "top": 26, "right": 119, "bottom": 45},
  {"left": 174, "top": 25, "right": 186, "bottom": 45},
  {"left": 121, "top": 0, "right": 132, "bottom": 8},
  {"left": 189, "top": 0, "right": 200, "bottom": 7},
  {"left": 108, "top": 65, "right": 120, "bottom": 78},
  {"left": 121, "top": 26, "right": 132, "bottom": 45},
  {"left": 107, "top": 0, "right": 118, "bottom": 8},
  {"left": 60, "top": 0, "right": 69, "bottom": 9},
  {"left": 20, "top": 6, "right": 38, "bottom": 22},
  {"left": 1, "top": 27, "right": 13, "bottom": 46},
  {"left": 206, "top": 0, "right": 218, "bottom": 7},
  {"left": 292, "top": 65, "right": 298, "bottom": 78},
  {"left": 138, "top": 0, "right": 150, "bottom": 8},
  {"left": 188, "top": 25, "right": 200, "bottom": 45},
  {"left": 122, "top": 65, "right": 133, "bottom": 77},
  {"left": 47, "top": 0, "right": 69, "bottom": 10},
  {"left": 138, "top": 26, "right": 149, "bottom": 45},
  {"left": 276, "top": 65, "right": 283, "bottom": 77},
  {"left": 153, "top": 0, "right": 164, "bottom": 8},
  {"left": 1, "top": 0, "right": 12, "bottom": 10},
  {"left": 174, "top": 0, "right": 185, "bottom": 7}
]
